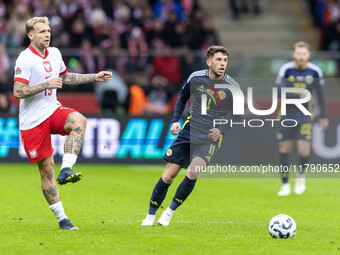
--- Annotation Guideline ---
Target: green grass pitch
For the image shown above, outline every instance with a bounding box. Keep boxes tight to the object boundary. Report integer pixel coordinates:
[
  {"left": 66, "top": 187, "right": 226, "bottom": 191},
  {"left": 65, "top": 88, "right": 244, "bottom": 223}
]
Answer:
[{"left": 0, "top": 163, "right": 339, "bottom": 255}]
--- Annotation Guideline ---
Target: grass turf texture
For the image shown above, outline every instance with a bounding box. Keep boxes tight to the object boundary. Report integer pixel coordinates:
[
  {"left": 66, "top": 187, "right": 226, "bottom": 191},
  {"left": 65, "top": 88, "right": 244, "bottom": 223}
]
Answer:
[{"left": 0, "top": 163, "right": 339, "bottom": 255}]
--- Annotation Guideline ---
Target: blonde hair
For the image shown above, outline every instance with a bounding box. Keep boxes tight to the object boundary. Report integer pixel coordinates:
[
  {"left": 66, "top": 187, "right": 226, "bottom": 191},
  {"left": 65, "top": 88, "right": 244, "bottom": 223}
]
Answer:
[
  {"left": 293, "top": 41, "right": 311, "bottom": 51},
  {"left": 25, "top": 16, "right": 49, "bottom": 34},
  {"left": 206, "top": 45, "right": 229, "bottom": 58}
]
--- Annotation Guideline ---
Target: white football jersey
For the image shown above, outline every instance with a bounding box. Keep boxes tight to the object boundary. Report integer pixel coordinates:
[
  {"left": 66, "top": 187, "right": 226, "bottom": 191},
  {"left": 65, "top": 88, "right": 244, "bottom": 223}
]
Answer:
[{"left": 14, "top": 45, "right": 67, "bottom": 130}]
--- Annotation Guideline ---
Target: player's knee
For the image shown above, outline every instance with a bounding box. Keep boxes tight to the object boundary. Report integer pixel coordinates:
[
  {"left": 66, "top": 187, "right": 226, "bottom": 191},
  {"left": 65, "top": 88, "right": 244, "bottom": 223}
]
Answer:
[
  {"left": 186, "top": 170, "right": 199, "bottom": 180},
  {"left": 79, "top": 115, "right": 87, "bottom": 128},
  {"left": 298, "top": 151, "right": 310, "bottom": 157},
  {"left": 73, "top": 113, "right": 86, "bottom": 128},
  {"left": 278, "top": 143, "right": 291, "bottom": 154},
  {"left": 162, "top": 174, "right": 174, "bottom": 184},
  {"left": 69, "top": 113, "right": 87, "bottom": 132},
  {"left": 39, "top": 162, "right": 55, "bottom": 180}
]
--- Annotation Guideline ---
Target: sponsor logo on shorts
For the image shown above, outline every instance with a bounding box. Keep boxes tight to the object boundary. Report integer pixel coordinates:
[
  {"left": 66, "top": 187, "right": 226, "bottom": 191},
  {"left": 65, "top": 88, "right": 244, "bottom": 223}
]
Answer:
[
  {"left": 29, "top": 149, "right": 38, "bottom": 159},
  {"left": 166, "top": 149, "right": 172, "bottom": 156},
  {"left": 45, "top": 75, "right": 51, "bottom": 79}
]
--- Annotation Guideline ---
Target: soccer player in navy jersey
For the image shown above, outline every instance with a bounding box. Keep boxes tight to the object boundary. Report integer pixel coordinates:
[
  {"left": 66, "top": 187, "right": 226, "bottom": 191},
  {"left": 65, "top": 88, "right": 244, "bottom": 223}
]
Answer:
[
  {"left": 275, "top": 41, "right": 329, "bottom": 196},
  {"left": 141, "top": 45, "right": 239, "bottom": 226}
]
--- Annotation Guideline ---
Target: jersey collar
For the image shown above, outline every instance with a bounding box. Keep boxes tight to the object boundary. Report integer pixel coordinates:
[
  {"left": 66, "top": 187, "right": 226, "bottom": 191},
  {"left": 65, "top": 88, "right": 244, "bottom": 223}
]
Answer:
[{"left": 28, "top": 44, "right": 49, "bottom": 59}]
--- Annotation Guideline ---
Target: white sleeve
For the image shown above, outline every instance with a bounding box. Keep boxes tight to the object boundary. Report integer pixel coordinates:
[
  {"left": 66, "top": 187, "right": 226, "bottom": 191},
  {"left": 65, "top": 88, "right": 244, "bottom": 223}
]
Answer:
[
  {"left": 277, "top": 64, "right": 287, "bottom": 78},
  {"left": 57, "top": 49, "right": 67, "bottom": 75},
  {"left": 14, "top": 53, "right": 31, "bottom": 85},
  {"left": 275, "top": 62, "right": 292, "bottom": 85}
]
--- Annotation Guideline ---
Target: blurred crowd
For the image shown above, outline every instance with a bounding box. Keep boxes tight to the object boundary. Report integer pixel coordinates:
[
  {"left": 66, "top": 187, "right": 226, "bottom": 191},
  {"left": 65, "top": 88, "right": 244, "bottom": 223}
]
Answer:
[
  {"left": 0, "top": 0, "right": 220, "bottom": 115},
  {"left": 228, "top": 0, "right": 261, "bottom": 20},
  {"left": 307, "top": 0, "right": 340, "bottom": 50}
]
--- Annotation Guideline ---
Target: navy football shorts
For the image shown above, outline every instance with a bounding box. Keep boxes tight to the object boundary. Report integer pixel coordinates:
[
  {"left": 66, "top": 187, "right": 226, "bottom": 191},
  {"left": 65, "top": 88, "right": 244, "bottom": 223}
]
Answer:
[
  {"left": 277, "top": 122, "right": 312, "bottom": 141},
  {"left": 163, "top": 126, "right": 223, "bottom": 168}
]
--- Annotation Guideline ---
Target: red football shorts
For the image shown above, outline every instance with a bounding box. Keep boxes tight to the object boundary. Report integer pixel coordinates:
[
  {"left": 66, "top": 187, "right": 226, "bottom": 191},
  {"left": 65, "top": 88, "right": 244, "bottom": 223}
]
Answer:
[{"left": 20, "top": 106, "right": 76, "bottom": 164}]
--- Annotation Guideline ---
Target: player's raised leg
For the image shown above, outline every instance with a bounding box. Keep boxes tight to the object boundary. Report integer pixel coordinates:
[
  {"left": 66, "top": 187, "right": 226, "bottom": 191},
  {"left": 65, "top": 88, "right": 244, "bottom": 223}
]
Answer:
[
  {"left": 294, "top": 140, "right": 310, "bottom": 195},
  {"left": 277, "top": 140, "right": 292, "bottom": 196},
  {"left": 141, "top": 162, "right": 181, "bottom": 226},
  {"left": 38, "top": 155, "right": 78, "bottom": 230},
  {"left": 158, "top": 157, "right": 203, "bottom": 226},
  {"left": 57, "top": 111, "right": 86, "bottom": 185}
]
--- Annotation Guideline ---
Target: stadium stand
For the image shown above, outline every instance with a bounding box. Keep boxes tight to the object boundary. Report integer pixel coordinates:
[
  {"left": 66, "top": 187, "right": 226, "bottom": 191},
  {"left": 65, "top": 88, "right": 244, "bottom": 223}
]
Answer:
[
  {"left": 306, "top": 0, "right": 340, "bottom": 51},
  {"left": 0, "top": 0, "right": 221, "bottom": 114}
]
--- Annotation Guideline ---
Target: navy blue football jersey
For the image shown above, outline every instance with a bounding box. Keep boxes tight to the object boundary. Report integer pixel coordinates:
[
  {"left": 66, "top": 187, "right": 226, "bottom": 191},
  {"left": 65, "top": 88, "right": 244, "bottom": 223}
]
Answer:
[
  {"left": 275, "top": 61, "right": 326, "bottom": 123},
  {"left": 172, "top": 69, "right": 239, "bottom": 142}
]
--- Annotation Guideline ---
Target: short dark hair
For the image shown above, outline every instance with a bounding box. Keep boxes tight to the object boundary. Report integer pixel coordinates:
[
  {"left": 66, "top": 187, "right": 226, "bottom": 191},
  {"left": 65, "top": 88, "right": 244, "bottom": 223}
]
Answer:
[{"left": 206, "top": 45, "right": 229, "bottom": 58}]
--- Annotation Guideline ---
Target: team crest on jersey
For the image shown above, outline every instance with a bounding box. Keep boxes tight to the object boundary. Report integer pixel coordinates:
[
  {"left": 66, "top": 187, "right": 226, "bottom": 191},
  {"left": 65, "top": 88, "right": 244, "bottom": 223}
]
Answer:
[
  {"left": 29, "top": 149, "right": 38, "bottom": 159},
  {"left": 166, "top": 149, "right": 172, "bottom": 156},
  {"left": 305, "top": 75, "right": 314, "bottom": 84},
  {"left": 43, "top": 61, "right": 52, "bottom": 72},
  {"left": 217, "top": 91, "right": 226, "bottom": 100},
  {"left": 288, "top": 75, "right": 295, "bottom": 82},
  {"left": 15, "top": 67, "right": 22, "bottom": 75}
]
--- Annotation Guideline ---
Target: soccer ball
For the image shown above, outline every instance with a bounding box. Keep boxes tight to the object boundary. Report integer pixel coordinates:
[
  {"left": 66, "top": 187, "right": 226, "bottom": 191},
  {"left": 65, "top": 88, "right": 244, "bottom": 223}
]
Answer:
[{"left": 268, "top": 214, "right": 296, "bottom": 238}]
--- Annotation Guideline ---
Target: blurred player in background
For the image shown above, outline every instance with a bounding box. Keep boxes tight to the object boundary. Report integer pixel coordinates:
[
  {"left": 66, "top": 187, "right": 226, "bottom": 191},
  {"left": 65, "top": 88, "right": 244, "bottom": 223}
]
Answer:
[
  {"left": 275, "top": 41, "right": 328, "bottom": 196},
  {"left": 141, "top": 45, "right": 239, "bottom": 226},
  {"left": 13, "top": 17, "right": 112, "bottom": 230}
]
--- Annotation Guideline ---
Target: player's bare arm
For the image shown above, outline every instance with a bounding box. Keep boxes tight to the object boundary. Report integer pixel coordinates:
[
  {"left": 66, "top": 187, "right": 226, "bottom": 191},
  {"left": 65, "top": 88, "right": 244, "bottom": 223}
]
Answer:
[
  {"left": 13, "top": 78, "right": 62, "bottom": 99},
  {"left": 61, "top": 71, "right": 112, "bottom": 85}
]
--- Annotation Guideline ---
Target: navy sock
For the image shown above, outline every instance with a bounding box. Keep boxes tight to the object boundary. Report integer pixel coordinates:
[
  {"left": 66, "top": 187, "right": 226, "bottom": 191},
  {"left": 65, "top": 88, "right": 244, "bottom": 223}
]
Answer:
[
  {"left": 148, "top": 177, "right": 171, "bottom": 215},
  {"left": 298, "top": 156, "right": 309, "bottom": 175},
  {"left": 169, "top": 176, "right": 197, "bottom": 211},
  {"left": 279, "top": 153, "right": 289, "bottom": 184}
]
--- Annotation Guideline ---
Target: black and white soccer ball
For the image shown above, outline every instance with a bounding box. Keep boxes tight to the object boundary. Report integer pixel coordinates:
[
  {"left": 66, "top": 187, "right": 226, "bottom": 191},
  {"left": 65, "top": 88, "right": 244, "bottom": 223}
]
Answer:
[{"left": 268, "top": 214, "right": 296, "bottom": 238}]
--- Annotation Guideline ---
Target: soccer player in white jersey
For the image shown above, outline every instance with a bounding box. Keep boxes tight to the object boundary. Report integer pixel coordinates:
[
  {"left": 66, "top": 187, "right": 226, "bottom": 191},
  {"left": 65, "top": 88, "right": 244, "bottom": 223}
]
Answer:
[{"left": 13, "top": 17, "right": 112, "bottom": 230}]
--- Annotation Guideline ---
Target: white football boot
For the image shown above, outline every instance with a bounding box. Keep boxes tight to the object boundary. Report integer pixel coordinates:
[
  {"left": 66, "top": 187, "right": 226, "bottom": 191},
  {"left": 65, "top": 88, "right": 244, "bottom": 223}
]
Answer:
[
  {"left": 158, "top": 207, "right": 174, "bottom": 226},
  {"left": 277, "top": 183, "right": 291, "bottom": 196},
  {"left": 294, "top": 176, "right": 306, "bottom": 195},
  {"left": 141, "top": 214, "right": 156, "bottom": 226}
]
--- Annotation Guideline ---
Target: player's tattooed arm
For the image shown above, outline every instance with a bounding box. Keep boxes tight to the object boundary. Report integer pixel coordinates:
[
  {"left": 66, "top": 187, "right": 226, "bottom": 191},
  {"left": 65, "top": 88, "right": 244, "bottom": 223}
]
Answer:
[
  {"left": 61, "top": 71, "right": 112, "bottom": 85},
  {"left": 61, "top": 73, "right": 96, "bottom": 85},
  {"left": 13, "top": 78, "right": 63, "bottom": 99},
  {"left": 13, "top": 81, "right": 49, "bottom": 99}
]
